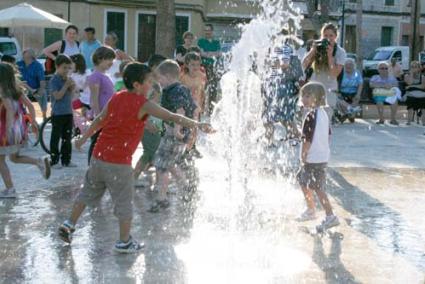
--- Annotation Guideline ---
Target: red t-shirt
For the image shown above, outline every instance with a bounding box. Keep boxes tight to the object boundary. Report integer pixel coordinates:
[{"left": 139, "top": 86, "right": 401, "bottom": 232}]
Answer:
[{"left": 93, "top": 90, "right": 148, "bottom": 165}]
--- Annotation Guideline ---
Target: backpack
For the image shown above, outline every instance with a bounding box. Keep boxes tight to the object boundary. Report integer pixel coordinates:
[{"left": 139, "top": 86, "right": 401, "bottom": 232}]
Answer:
[{"left": 45, "top": 40, "right": 80, "bottom": 75}]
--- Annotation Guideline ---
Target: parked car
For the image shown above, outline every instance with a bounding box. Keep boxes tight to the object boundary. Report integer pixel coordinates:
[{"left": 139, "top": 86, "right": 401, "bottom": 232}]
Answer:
[
  {"left": 0, "top": 37, "right": 22, "bottom": 61},
  {"left": 363, "top": 46, "right": 409, "bottom": 77}
]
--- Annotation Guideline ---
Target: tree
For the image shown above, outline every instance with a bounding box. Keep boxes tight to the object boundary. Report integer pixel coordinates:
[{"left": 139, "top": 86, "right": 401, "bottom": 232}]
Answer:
[
  {"left": 155, "top": 0, "right": 175, "bottom": 58},
  {"left": 410, "top": 0, "right": 421, "bottom": 62},
  {"left": 356, "top": 0, "right": 363, "bottom": 69}
]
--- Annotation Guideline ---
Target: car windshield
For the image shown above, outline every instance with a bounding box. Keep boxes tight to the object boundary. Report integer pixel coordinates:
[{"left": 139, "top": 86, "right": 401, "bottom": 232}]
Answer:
[
  {"left": 367, "top": 50, "right": 392, "bottom": 61},
  {"left": 0, "top": 42, "right": 17, "bottom": 56}
]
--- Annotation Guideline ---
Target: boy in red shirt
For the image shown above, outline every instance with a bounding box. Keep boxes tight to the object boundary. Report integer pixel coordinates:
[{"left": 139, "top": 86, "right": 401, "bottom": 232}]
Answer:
[{"left": 58, "top": 62, "right": 213, "bottom": 253}]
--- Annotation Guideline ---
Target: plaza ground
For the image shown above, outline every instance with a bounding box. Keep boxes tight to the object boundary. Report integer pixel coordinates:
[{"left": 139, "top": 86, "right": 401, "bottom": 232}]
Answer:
[{"left": 0, "top": 118, "right": 424, "bottom": 283}]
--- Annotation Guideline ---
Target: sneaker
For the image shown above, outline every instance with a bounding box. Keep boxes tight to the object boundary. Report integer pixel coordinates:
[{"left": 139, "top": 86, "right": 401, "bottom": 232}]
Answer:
[
  {"left": 316, "top": 215, "right": 340, "bottom": 232},
  {"left": 148, "top": 199, "right": 170, "bottom": 213},
  {"left": 389, "top": 120, "right": 399, "bottom": 126},
  {"left": 376, "top": 120, "right": 385, "bottom": 125},
  {"left": 58, "top": 220, "right": 75, "bottom": 244},
  {"left": 63, "top": 162, "right": 78, "bottom": 168},
  {"left": 37, "top": 155, "right": 51, "bottom": 179},
  {"left": 0, "top": 188, "right": 16, "bottom": 199},
  {"left": 114, "top": 236, "right": 144, "bottom": 253},
  {"left": 296, "top": 209, "right": 316, "bottom": 222},
  {"left": 51, "top": 163, "right": 63, "bottom": 170}
]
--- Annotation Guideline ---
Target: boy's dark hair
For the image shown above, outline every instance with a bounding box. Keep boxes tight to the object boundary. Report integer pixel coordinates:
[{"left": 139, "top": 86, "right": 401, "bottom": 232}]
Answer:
[
  {"left": 92, "top": 46, "right": 116, "bottom": 66},
  {"left": 184, "top": 52, "right": 201, "bottom": 65},
  {"left": 156, "top": 59, "right": 180, "bottom": 79},
  {"left": 205, "top": 24, "right": 214, "bottom": 31},
  {"left": 147, "top": 54, "right": 167, "bottom": 69},
  {"left": 123, "top": 62, "right": 152, "bottom": 89},
  {"left": 119, "top": 60, "right": 132, "bottom": 74},
  {"left": 188, "top": 46, "right": 201, "bottom": 54},
  {"left": 1, "top": 54, "right": 16, "bottom": 64},
  {"left": 65, "top": 25, "right": 79, "bottom": 33},
  {"left": 55, "top": 54, "right": 72, "bottom": 67},
  {"left": 70, "top": 54, "right": 86, "bottom": 74},
  {"left": 84, "top": 27, "right": 95, "bottom": 34}
]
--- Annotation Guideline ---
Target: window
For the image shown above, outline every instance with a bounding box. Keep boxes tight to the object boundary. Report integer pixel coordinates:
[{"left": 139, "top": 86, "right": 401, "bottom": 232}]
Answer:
[
  {"left": 345, "top": 25, "right": 356, "bottom": 53},
  {"left": 385, "top": 0, "right": 395, "bottom": 5},
  {"left": 0, "top": 28, "right": 9, "bottom": 37},
  {"left": 393, "top": 50, "right": 402, "bottom": 61},
  {"left": 44, "top": 29, "right": 63, "bottom": 46},
  {"left": 381, "top": 26, "right": 393, "bottom": 46},
  {"left": 106, "top": 10, "right": 126, "bottom": 51},
  {"left": 175, "top": 16, "right": 189, "bottom": 46},
  {"left": 401, "top": 35, "right": 409, "bottom": 46},
  {"left": 0, "top": 42, "right": 17, "bottom": 56}
]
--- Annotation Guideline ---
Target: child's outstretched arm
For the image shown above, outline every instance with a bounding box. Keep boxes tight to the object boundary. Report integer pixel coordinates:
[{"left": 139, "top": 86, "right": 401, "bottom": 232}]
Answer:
[
  {"left": 300, "top": 141, "right": 311, "bottom": 164},
  {"left": 75, "top": 105, "right": 108, "bottom": 150},
  {"left": 20, "top": 93, "right": 36, "bottom": 123},
  {"left": 139, "top": 101, "right": 214, "bottom": 133}
]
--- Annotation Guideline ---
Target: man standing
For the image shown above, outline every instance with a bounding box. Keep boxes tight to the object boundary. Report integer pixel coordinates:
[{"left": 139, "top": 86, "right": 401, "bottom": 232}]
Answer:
[
  {"left": 197, "top": 24, "right": 221, "bottom": 114},
  {"left": 17, "top": 49, "right": 47, "bottom": 121},
  {"left": 80, "top": 27, "right": 102, "bottom": 70}
]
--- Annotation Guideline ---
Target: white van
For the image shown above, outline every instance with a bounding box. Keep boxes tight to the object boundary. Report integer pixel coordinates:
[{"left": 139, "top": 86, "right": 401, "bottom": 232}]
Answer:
[
  {"left": 363, "top": 46, "right": 409, "bottom": 76},
  {"left": 0, "top": 37, "right": 22, "bottom": 61}
]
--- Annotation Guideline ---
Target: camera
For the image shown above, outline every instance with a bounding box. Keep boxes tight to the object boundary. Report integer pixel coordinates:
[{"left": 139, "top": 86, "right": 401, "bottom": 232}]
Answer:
[{"left": 314, "top": 38, "right": 330, "bottom": 54}]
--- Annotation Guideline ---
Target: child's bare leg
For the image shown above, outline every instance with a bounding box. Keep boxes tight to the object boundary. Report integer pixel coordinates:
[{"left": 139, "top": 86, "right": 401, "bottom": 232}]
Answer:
[
  {"left": 134, "top": 157, "right": 149, "bottom": 179},
  {"left": 376, "top": 103, "right": 384, "bottom": 121},
  {"left": 0, "top": 155, "right": 13, "bottom": 189},
  {"left": 314, "top": 188, "right": 334, "bottom": 216},
  {"left": 119, "top": 219, "right": 132, "bottom": 242},
  {"left": 301, "top": 186, "right": 315, "bottom": 212},
  {"left": 170, "top": 165, "right": 188, "bottom": 188},
  {"left": 390, "top": 102, "right": 398, "bottom": 121},
  {"left": 9, "top": 153, "right": 38, "bottom": 166},
  {"left": 156, "top": 169, "right": 170, "bottom": 201},
  {"left": 69, "top": 201, "right": 87, "bottom": 225}
]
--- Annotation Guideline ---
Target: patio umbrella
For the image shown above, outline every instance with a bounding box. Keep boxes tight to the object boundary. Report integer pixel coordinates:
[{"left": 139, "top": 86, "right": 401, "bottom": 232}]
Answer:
[{"left": 0, "top": 2, "right": 70, "bottom": 29}]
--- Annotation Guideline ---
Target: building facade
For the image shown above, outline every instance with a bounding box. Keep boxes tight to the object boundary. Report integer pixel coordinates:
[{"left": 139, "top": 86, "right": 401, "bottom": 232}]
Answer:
[{"left": 0, "top": 0, "right": 423, "bottom": 61}]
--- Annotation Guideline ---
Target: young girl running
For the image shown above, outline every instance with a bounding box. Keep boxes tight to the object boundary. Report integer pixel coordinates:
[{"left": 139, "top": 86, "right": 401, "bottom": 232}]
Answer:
[
  {"left": 296, "top": 82, "right": 339, "bottom": 232},
  {"left": 0, "top": 63, "right": 50, "bottom": 198}
]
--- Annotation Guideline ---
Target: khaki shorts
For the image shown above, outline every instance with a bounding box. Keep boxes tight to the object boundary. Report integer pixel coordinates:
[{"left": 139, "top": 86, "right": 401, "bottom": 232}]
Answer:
[
  {"left": 76, "top": 158, "right": 134, "bottom": 220},
  {"left": 154, "top": 133, "right": 186, "bottom": 171},
  {"left": 297, "top": 163, "right": 327, "bottom": 191}
]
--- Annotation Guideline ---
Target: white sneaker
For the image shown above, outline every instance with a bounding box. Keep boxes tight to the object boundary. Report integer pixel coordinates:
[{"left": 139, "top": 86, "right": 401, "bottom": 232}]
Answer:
[
  {"left": 0, "top": 188, "right": 16, "bottom": 199},
  {"left": 316, "top": 215, "right": 340, "bottom": 232},
  {"left": 51, "top": 163, "right": 63, "bottom": 170},
  {"left": 296, "top": 209, "right": 317, "bottom": 222},
  {"left": 37, "top": 155, "right": 51, "bottom": 179}
]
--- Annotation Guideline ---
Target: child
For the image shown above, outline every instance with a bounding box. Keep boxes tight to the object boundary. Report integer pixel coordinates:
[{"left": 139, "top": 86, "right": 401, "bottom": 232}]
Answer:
[
  {"left": 87, "top": 46, "right": 116, "bottom": 163},
  {"left": 180, "top": 52, "right": 206, "bottom": 157},
  {"left": 296, "top": 82, "right": 339, "bottom": 232},
  {"left": 70, "top": 54, "right": 91, "bottom": 117},
  {"left": 133, "top": 55, "right": 167, "bottom": 185},
  {"left": 149, "top": 60, "right": 197, "bottom": 213},
  {"left": 58, "top": 62, "right": 213, "bottom": 253},
  {"left": 49, "top": 55, "right": 77, "bottom": 169},
  {"left": 0, "top": 63, "right": 50, "bottom": 198},
  {"left": 114, "top": 60, "right": 132, "bottom": 92},
  {"left": 262, "top": 45, "right": 303, "bottom": 146}
]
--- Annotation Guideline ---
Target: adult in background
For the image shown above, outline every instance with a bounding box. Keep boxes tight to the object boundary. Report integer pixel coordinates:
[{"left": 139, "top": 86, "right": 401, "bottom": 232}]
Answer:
[
  {"left": 302, "top": 23, "right": 346, "bottom": 115},
  {"left": 80, "top": 27, "right": 102, "bottom": 70},
  {"left": 404, "top": 61, "right": 425, "bottom": 125},
  {"left": 43, "top": 25, "right": 80, "bottom": 60},
  {"left": 104, "top": 31, "right": 131, "bottom": 85},
  {"left": 175, "top": 31, "right": 195, "bottom": 65},
  {"left": 197, "top": 24, "right": 221, "bottom": 115},
  {"left": 17, "top": 49, "right": 47, "bottom": 121},
  {"left": 389, "top": 57, "right": 402, "bottom": 80},
  {"left": 369, "top": 61, "right": 401, "bottom": 125}
]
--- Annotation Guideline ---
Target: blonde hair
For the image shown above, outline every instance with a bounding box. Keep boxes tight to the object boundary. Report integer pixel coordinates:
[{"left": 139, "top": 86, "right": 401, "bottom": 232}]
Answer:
[
  {"left": 300, "top": 82, "right": 327, "bottom": 106},
  {"left": 156, "top": 59, "right": 180, "bottom": 79}
]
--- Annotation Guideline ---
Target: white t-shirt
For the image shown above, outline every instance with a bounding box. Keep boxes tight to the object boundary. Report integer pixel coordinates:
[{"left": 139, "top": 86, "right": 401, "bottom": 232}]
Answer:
[
  {"left": 302, "top": 107, "right": 331, "bottom": 163},
  {"left": 71, "top": 70, "right": 91, "bottom": 105}
]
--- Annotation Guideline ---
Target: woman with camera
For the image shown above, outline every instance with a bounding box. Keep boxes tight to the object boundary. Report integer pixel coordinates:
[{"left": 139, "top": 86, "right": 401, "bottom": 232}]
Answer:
[{"left": 302, "top": 23, "right": 346, "bottom": 112}]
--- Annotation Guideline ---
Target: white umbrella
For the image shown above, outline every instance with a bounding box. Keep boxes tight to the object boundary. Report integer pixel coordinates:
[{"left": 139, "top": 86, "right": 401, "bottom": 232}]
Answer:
[{"left": 0, "top": 2, "right": 70, "bottom": 29}]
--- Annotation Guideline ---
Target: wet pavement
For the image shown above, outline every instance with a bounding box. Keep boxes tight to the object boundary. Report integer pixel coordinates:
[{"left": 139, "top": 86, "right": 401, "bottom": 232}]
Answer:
[{"left": 0, "top": 119, "right": 425, "bottom": 283}]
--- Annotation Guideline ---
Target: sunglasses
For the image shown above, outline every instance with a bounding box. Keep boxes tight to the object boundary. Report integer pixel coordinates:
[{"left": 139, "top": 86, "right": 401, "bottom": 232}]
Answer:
[{"left": 379, "top": 67, "right": 388, "bottom": 70}]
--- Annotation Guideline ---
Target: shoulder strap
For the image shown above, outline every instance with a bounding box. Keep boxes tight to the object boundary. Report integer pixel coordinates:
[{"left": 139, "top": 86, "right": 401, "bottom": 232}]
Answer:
[
  {"left": 60, "top": 39, "right": 66, "bottom": 54},
  {"left": 76, "top": 41, "right": 80, "bottom": 48}
]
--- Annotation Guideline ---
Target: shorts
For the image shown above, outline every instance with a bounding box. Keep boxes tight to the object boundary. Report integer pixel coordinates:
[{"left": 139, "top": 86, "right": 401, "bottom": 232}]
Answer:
[
  {"left": 140, "top": 131, "right": 162, "bottom": 166},
  {"left": 153, "top": 133, "right": 186, "bottom": 171},
  {"left": 76, "top": 158, "right": 134, "bottom": 220},
  {"left": 296, "top": 163, "right": 327, "bottom": 191},
  {"left": 72, "top": 99, "right": 91, "bottom": 110}
]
